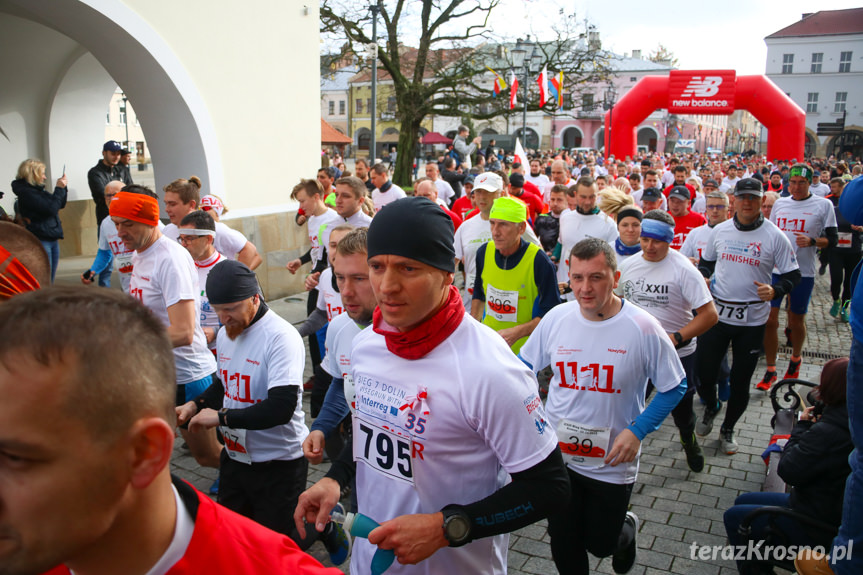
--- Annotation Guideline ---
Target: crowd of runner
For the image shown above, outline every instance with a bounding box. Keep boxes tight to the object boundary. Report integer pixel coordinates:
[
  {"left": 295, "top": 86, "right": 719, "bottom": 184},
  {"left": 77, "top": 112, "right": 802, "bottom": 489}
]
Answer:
[{"left": 1, "top": 138, "right": 861, "bottom": 575}]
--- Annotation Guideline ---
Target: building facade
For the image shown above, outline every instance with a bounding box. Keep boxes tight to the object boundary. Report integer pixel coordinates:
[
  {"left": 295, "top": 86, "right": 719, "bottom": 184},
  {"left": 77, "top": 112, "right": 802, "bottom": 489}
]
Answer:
[{"left": 765, "top": 8, "right": 863, "bottom": 159}]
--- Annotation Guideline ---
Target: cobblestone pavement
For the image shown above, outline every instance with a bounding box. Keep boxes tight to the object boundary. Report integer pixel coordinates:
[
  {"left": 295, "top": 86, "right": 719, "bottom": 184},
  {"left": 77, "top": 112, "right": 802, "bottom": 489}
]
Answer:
[{"left": 55, "top": 257, "right": 852, "bottom": 573}]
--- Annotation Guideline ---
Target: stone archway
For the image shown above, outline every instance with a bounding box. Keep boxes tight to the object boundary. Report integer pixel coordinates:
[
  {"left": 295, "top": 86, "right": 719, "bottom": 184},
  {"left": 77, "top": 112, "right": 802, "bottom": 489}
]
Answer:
[{"left": 560, "top": 126, "right": 583, "bottom": 149}]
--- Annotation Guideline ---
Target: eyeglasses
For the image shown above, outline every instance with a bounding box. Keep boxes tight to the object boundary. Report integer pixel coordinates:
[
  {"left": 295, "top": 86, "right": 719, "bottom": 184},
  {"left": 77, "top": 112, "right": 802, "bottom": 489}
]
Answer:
[
  {"left": 705, "top": 205, "right": 726, "bottom": 210},
  {"left": 178, "top": 235, "right": 205, "bottom": 244}
]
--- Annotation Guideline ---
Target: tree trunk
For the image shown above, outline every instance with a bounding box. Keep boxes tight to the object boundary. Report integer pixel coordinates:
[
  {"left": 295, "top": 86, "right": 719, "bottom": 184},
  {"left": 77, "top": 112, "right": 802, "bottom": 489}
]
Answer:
[{"left": 393, "top": 117, "right": 421, "bottom": 188}]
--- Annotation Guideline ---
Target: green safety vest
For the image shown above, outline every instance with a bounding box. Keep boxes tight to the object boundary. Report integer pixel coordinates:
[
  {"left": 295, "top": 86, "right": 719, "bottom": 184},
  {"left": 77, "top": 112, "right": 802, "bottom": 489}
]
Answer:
[{"left": 481, "top": 241, "right": 540, "bottom": 354}]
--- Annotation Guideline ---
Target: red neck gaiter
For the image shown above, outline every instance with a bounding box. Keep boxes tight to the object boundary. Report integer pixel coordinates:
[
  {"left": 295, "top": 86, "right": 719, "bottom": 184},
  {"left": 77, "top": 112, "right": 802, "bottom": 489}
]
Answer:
[{"left": 373, "top": 285, "right": 464, "bottom": 360}]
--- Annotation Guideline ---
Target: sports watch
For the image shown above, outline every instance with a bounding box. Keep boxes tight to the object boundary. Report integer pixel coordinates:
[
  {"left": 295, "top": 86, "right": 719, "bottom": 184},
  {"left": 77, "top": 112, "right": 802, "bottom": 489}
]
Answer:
[{"left": 441, "top": 507, "right": 472, "bottom": 547}]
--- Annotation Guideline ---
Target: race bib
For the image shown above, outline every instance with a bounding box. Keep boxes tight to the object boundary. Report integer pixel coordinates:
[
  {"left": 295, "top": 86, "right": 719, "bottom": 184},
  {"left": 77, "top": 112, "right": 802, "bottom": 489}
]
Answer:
[
  {"left": 465, "top": 273, "right": 475, "bottom": 296},
  {"left": 486, "top": 284, "right": 519, "bottom": 322},
  {"left": 220, "top": 426, "right": 251, "bottom": 465},
  {"left": 838, "top": 232, "right": 853, "bottom": 248},
  {"left": 344, "top": 373, "right": 356, "bottom": 414},
  {"left": 716, "top": 301, "right": 749, "bottom": 322},
  {"left": 556, "top": 419, "right": 610, "bottom": 469},
  {"left": 116, "top": 252, "right": 134, "bottom": 274},
  {"left": 355, "top": 418, "right": 414, "bottom": 485}
]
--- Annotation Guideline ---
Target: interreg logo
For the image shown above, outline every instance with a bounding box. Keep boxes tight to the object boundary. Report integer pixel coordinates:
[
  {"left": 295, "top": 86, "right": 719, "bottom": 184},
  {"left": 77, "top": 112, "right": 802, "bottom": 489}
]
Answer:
[{"left": 682, "top": 76, "right": 723, "bottom": 98}]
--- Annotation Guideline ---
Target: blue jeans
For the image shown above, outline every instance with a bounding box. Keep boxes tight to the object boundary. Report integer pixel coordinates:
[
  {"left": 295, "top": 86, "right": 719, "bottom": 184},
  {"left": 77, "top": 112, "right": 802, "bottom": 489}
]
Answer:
[
  {"left": 833, "top": 337, "right": 863, "bottom": 573},
  {"left": 724, "top": 492, "right": 812, "bottom": 573},
  {"left": 40, "top": 240, "right": 59, "bottom": 283}
]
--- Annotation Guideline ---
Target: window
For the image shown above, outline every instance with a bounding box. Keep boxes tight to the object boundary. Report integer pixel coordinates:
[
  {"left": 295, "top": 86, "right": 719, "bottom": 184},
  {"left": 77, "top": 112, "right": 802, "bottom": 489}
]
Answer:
[
  {"left": 835, "top": 92, "right": 847, "bottom": 113},
  {"left": 328, "top": 101, "right": 335, "bottom": 115},
  {"left": 629, "top": 77, "right": 637, "bottom": 82},
  {"left": 386, "top": 96, "right": 396, "bottom": 113},
  {"left": 582, "top": 93, "right": 594, "bottom": 109},
  {"left": 840, "top": 51, "right": 852, "bottom": 73},
  {"left": 356, "top": 99, "right": 363, "bottom": 114},
  {"left": 782, "top": 53, "right": 794, "bottom": 74},
  {"left": 366, "top": 98, "right": 372, "bottom": 112},
  {"left": 806, "top": 92, "right": 819, "bottom": 113},
  {"left": 811, "top": 52, "right": 822, "bottom": 73},
  {"left": 339, "top": 100, "right": 345, "bottom": 115}
]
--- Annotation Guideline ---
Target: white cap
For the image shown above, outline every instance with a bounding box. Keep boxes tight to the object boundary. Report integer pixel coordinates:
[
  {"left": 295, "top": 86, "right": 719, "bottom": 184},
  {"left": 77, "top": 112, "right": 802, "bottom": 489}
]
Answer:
[{"left": 472, "top": 172, "right": 503, "bottom": 193}]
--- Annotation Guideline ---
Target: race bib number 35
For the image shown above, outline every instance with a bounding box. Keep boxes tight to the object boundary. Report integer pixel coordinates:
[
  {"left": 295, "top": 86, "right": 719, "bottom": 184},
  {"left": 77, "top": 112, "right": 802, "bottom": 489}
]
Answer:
[
  {"left": 556, "top": 420, "right": 610, "bottom": 470},
  {"left": 355, "top": 419, "right": 416, "bottom": 485}
]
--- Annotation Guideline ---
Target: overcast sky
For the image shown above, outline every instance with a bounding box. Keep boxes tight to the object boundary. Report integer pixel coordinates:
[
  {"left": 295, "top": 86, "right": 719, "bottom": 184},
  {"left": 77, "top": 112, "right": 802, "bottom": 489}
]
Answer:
[{"left": 484, "top": 0, "right": 862, "bottom": 75}]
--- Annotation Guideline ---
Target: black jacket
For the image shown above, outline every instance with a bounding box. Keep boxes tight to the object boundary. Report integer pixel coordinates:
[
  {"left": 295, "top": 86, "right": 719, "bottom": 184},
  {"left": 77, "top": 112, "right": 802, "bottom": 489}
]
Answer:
[
  {"left": 12, "top": 178, "right": 67, "bottom": 241},
  {"left": 778, "top": 403, "right": 853, "bottom": 542},
  {"left": 533, "top": 213, "right": 561, "bottom": 253},
  {"left": 87, "top": 160, "right": 122, "bottom": 224}
]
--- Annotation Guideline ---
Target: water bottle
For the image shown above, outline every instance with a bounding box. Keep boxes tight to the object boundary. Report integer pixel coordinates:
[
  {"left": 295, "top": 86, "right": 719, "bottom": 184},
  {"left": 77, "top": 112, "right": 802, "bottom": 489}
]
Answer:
[{"left": 331, "top": 510, "right": 396, "bottom": 575}]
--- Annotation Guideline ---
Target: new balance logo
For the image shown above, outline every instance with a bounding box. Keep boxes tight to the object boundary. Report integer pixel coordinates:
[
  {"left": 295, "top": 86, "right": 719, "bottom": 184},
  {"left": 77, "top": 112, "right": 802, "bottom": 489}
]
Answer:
[{"left": 682, "top": 76, "right": 723, "bottom": 98}]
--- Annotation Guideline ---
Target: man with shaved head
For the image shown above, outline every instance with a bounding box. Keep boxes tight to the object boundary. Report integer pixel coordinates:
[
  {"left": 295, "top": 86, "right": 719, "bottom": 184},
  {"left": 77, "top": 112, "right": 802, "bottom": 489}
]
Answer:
[{"left": 543, "top": 159, "right": 575, "bottom": 204}]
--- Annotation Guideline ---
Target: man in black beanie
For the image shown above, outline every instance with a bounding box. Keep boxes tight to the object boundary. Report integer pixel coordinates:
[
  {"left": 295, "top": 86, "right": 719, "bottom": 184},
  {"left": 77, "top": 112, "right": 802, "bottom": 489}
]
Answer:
[
  {"left": 176, "top": 260, "right": 317, "bottom": 546},
  {"left": 295, "top": 197, "right": 569, "bottom": 573}
]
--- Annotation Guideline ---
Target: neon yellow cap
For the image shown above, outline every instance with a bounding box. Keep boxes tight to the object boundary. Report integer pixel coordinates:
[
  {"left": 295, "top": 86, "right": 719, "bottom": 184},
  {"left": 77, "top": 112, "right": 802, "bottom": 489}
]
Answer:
[{"left": 489, "top": 196, "right": 527, "bottom": 223}]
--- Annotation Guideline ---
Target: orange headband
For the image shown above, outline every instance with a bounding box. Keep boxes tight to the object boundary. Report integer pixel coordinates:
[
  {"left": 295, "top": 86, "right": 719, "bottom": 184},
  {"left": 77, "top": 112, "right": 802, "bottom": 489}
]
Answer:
[
  {"left": 0, "top": 245, "right": 40, "bottom": 300},
  {"left": 109, "top": 192, "right": 160, "bottom": 226}
]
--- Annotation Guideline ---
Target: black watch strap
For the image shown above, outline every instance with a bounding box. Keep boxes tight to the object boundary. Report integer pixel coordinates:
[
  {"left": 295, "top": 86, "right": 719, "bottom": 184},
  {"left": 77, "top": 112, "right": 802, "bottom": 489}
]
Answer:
[{"left": 218, "top": 408, "right": 229, "bottom": 427}]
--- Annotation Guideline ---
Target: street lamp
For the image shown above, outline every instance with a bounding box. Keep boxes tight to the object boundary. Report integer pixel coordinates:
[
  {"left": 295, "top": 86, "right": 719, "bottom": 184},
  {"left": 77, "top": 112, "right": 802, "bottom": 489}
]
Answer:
[
  {"left": 603, "top": 84, "right": 617, "bottom": 158},
  {"left": 369, "top": 3, "right": 379, "bottom": 162},
  {"left": 120, "top": 93, "right": 129, "bottom": 150},
  {"left": 511, "top": 38, "right": 539, "bottom": 151}
]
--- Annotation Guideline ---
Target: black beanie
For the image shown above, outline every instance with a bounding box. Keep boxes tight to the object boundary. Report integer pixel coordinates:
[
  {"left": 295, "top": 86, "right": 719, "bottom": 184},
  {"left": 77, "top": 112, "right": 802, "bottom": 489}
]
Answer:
[
  {"left": 206, "top": 260, "right": 259, "bottom": 305},
  {"left": 367, "top": 197, "right": 455, "bottom": 272},
  {"left": 617, "top": 207, "right": 643, "bottom": 223}
]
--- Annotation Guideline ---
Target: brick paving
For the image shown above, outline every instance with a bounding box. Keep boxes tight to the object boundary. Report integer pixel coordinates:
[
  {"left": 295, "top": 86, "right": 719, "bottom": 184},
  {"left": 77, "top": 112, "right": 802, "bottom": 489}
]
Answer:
[{"left": 54, "top": 257, "right": 852, "bottom": 573}]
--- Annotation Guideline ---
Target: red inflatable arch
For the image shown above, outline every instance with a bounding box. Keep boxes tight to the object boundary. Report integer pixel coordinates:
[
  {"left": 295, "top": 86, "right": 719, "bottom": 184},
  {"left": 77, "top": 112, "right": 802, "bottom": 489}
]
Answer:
[{"left": 604, "top": 70, "right": 805, "bottom": 161}]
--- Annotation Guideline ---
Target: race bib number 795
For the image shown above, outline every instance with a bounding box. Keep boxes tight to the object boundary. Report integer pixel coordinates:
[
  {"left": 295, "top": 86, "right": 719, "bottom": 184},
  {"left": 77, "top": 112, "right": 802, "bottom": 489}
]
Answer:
[{"left": 355, "top": 419, "right": 415, "bottom": 485}]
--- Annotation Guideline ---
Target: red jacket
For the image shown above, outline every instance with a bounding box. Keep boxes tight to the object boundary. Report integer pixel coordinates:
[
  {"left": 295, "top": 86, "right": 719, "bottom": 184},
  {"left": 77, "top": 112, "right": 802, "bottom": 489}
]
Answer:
[{"left": 42, "top": 478, "right": 341, "bottom": 575}]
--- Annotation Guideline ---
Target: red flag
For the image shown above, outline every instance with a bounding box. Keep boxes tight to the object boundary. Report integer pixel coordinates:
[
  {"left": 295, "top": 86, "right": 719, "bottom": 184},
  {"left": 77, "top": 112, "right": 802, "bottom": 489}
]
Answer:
[
  {"left": 509, "top": 70, "right": 518, "bottom": 110},
  {"left": 537, "top": 65, "right": 548, "bottom": 107}
]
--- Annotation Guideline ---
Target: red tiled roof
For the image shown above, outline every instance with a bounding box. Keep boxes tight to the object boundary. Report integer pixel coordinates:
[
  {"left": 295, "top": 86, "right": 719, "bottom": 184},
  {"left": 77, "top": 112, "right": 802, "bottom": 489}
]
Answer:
[
  {"left": 321, "top": 119, "right": 351, "bottom": 145},
  {"left": 349, "top": 46, "right": 472, "bottom": 83},
  {"left": 767, "top": 8, "right": 863, "bottom": 38}
]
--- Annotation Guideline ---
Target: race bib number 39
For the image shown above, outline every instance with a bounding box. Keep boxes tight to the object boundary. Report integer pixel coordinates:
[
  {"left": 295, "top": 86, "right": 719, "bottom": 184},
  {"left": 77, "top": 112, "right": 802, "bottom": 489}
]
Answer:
[
  {"left": 355, "top": 419, "right": 415, "bottom": 485},
  {"left": 486, "top": 285, "right": 519, "bottom": 322},
  {"left": 556, "top": 420, "right": 610, "bottom": 469}
]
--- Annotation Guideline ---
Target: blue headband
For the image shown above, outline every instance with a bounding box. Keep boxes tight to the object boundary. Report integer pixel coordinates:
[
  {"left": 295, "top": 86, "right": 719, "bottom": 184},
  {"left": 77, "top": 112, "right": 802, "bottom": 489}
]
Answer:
[{"left": 640, "top": 218, "right": 674, "bottom": 243}]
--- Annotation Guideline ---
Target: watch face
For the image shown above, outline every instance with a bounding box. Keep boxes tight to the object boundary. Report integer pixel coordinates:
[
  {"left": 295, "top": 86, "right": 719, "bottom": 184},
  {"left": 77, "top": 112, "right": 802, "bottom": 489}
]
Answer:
[{"left": 446, "top": 515, "right": 470, "bottom": 541}]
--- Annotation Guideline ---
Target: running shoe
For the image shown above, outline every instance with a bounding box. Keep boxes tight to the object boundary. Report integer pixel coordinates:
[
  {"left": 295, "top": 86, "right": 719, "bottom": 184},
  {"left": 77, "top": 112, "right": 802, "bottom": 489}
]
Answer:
[
  {"left": 681, "top": 433, "right": 704, "bottom": 473},
  {"left": 209, "top": 477, "right": 220, "bottom": 495},
  {"left": 611, "top": 512, "right": 639, "bottom": 574},
  {"left": 322, "top": 503, "right": 352, "bottom": 566},
  {"left": 784, "top": 358, "right": 802, "bottom": 379},
  {"left": 841, "top": 300, "right": 851, "bottom": 324},
  {"left": 830, "top": 300, "right": 841, "bottom": 318},
  {"left": 756, "top": 370, "right": 776, "bottom": 391},
  {"left": 819, "top": 261, "right": 829, "bottom": 276},
  {"left": 719, "top": 427, "right": 738, "bottom": 455},
  {"left": 696, "top": 402, "right": 722, "bottom": 437}
]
